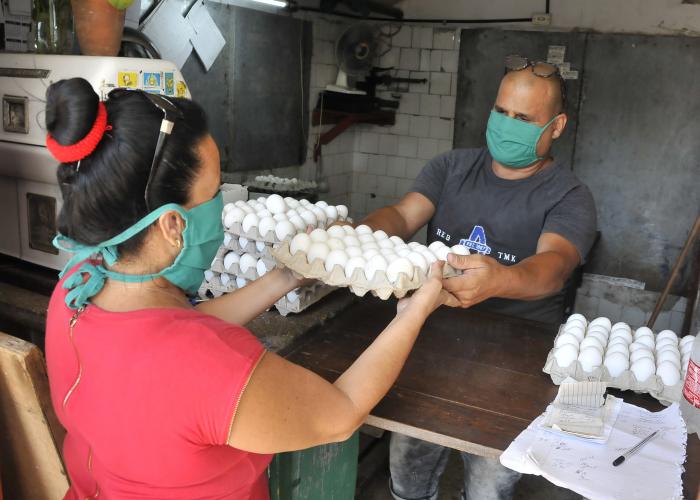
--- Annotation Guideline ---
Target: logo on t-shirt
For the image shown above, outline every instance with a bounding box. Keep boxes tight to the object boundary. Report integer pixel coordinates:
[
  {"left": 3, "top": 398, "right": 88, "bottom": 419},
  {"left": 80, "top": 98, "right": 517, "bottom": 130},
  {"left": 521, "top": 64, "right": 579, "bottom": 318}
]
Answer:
[{"left": 460, "top": 225, "right": 492, "bottom": 255}]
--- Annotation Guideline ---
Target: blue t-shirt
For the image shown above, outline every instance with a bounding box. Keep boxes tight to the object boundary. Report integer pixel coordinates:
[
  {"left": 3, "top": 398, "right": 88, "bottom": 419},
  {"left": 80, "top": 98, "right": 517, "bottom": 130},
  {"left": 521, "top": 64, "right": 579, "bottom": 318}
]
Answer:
[{"left": 411, "top": 147, "right": 597, "bottom": 323}]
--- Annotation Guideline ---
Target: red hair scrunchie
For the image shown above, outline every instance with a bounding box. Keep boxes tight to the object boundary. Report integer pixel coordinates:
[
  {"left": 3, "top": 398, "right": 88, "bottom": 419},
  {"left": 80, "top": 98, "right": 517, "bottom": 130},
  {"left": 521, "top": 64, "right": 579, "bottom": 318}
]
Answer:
[{"left": 46, "top": 102, "right": 111, "bottom": 164}]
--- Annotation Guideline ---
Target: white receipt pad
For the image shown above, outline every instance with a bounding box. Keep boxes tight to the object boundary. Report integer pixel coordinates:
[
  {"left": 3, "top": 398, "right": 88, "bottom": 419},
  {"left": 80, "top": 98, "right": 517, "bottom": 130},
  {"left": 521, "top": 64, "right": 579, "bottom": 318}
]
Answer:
[{"left": 501, "top": 403, "right": 687, "bottom": 500}]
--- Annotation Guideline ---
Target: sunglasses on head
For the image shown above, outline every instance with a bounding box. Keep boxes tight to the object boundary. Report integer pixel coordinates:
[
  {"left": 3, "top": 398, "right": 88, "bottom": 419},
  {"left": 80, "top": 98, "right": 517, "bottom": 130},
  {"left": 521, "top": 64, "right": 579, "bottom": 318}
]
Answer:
[
  {"left": 107, "top": 88, "right": 184, "bottom": 211},
  {"left": 504, "top": 54, "right": 566, "bottom": 107}
]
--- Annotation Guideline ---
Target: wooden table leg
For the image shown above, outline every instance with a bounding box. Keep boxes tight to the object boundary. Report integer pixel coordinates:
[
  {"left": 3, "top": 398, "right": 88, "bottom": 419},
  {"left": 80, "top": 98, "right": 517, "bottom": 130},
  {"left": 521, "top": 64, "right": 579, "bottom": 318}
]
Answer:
[{"left": 268, "top": 431, "right": 359, "bottom": 499}]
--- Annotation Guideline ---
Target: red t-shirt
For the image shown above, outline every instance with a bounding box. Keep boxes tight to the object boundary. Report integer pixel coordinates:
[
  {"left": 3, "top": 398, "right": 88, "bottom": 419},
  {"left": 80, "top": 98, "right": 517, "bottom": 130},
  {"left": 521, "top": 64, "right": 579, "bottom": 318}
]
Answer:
[{"left": 45, "top": 268, "right": 272, "bottom": 499}]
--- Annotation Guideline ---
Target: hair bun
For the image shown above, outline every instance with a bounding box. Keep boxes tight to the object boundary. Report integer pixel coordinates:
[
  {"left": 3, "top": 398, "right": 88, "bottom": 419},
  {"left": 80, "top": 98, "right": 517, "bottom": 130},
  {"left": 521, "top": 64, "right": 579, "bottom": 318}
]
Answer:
[{"left": 45, "top": 78, "right": 99, "bottom": 146}]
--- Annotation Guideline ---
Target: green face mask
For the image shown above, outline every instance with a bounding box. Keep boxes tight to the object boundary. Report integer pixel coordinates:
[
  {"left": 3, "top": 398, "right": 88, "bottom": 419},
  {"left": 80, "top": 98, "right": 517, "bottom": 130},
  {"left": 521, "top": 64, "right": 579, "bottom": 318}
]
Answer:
[
  {"left": 485, "top": 110, "right": 558, "bottom": 168},
  {"left": 54, "top": 192, "right": 224, "bottom": 309}
]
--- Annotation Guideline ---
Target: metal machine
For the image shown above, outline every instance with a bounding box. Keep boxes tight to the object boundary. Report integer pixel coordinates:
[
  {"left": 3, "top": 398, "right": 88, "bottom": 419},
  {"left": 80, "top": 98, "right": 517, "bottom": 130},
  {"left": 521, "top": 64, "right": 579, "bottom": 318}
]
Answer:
[{"left": 0, "top": 54, "right": 190, "bottom": 269}]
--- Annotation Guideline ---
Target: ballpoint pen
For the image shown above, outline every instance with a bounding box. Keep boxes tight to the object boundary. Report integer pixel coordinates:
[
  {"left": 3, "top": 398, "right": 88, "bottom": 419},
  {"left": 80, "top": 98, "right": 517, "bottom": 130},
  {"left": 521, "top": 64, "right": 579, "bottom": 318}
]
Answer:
[{"left": 612, "top": 430, "right": 659, "bottom": 466}]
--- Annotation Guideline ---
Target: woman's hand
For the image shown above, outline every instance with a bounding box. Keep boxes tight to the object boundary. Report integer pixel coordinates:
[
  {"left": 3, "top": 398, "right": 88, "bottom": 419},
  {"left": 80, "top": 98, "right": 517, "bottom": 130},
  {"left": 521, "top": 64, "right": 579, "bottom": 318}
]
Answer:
[{"left": 396, "top": 261, "right": 458, "bottom": 318}]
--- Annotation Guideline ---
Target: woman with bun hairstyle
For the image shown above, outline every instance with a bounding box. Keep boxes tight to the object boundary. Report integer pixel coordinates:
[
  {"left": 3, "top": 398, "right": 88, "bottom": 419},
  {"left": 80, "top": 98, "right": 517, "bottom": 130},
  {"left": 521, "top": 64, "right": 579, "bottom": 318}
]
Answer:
[{"left": 44, "top": 78, "right": 454, "bottom": 499}]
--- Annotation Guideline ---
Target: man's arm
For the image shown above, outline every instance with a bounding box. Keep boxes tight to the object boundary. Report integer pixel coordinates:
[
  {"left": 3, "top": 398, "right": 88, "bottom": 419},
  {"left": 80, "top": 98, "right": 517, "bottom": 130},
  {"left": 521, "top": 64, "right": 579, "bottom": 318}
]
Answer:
[
  {"left": 442, "top": 232, "right": 581, "bottom": 308},
  {"left": 359, "top": 192, "right": 436, "bottom": 241}
]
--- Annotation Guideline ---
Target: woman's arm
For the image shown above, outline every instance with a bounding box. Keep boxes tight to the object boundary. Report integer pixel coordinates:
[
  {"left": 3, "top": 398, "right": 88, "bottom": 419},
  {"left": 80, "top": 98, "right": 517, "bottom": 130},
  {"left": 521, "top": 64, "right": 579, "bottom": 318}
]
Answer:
[
  {"left": 195, "top": 268, "right": 300, "bottom": 325},
  {"left": 228, "top": 262, "right": 457, "bottom": 454}
]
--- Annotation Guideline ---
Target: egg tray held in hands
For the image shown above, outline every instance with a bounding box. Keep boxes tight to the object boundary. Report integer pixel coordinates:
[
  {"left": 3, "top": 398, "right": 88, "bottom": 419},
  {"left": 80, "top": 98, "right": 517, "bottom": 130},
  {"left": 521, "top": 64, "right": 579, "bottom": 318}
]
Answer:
[
  {"left": 272, "top": 240, "right": 460, "bottom": 300},
  {"left": 210, "top": 248, "right": 277, "bottom": 282},
  {"left": 224, "top": 235, "right": 275, "bottom": 260},
  {"left": 275, "top": 283, "right": 337, "bottom": 316},
  {"left": 225, "top": 216, "right": 351, "bottom": 245},
  {"left": 542, "top": 326, "right": 683, "bottom": 405}
]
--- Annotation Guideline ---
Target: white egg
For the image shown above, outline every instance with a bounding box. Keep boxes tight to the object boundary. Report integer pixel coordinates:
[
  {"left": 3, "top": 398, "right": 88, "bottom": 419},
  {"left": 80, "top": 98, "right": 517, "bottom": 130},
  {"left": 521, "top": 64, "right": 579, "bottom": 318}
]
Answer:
[
  {"left": 238, "top": 236, "right": 249, "bottom": 248},
  {"left": 258, "top": 216, "right": 276, "bottom": 237},
  {"left": 580, "top": 337, "right": 604, "bottom": 355},
  {"left": 656, "top": 350, "right": 681, "bottom": 370},
  {"left": 324, "top": 205, "right": 338, "bottom": 222},
  {"left": 223, "top": 233, "right": 233, "bottom": 247},
  {"left": 362, "top": 242, "right": 380, "bottom": 252},
  {"left": 394, "top": 243, "right": 409, "bottom": 252},
  {"left": 373, "top": 230, "right": 389, "bottom": 241},
  {"left": 555, "top": 332, "right": 580, "bottom": 349},
  {"left": 346, "top": 246, "right": 362, "bottom": 258},
  {"left": 586, "top": 331, "right": 608, "bottom": 348},
  {"left": 636, "top": 335, "right": 655, "bottom": 349},
  {"left": 307, "top": 242, "right": 330, "bottom": 264},
  {"left": 223, "top": 202, "right": 236, "bottom": 213},
  {"left": 629, "top": 341, "right": 650, "bottom": 353},
  {"left": 236, "top": 276, "right": 248, "bottom": 289},
  {"left": 634, "top": 326, "right": 654, "bottom": 340},
  {"left": 284, "top": 197, "right": 300, "bottom": 209},
  {"left": 315, "top": 200, "right": 328, "bottom": 209},
  {"left": 220, "top": 273, "right": 231, "bottom": 286},
  {"left": 310, "top": 206, "right": 327, "bottom": 225},
  {"left": 299, "top": 198, "right": 311, "bottom": 206},
  {"left": 434, "top": 245, "right": 451, "bottom": 262},
  {"left": 605, "top": 343, "right": 629, "bottom": 358},
  {"left": 656, "top": 361, "right": 681, "bottom": 386},
  {"left": 630, "top": 357, "right": 655, "bottom": 382},
  {"left": 240, "top": 204, "right": 255, "bottom": 214},
  {"left": 239, "top": 253, "right": 257, "bottom": 273},
  {"left": 365, "top": 254, "right": 388, "bottom": 280},
  {"left": 608, "top": 336, "right": 631, "bottom": 347},
  {"left": 204, "top": 269, "right": 215, "bottom": 282},
  {"left": 450, "top": 244, "right": 469, "bottom": 256},
  {"left": 257, "top": 209, "right": 272, "bottom": 219},
  {"left": 420, "top": 249, "right": 438, "bottom": 264},
  {"left": 286, "top": 208, "right": 299, "bottom": 218},
  {"left": 406, "top": 252, "right": 429, "bottom": 275},
  {"left": 362, "top": 249, "right": 380, "bottom": 260},
  {"left": 326, "top": 225, "right": 346, "bottom": 239},
  {"left": 224, "top": 207, "right": 246, "bottom": 228},
  {"left": 586, "top": 324, "right": 610, "bottom": 338},
  {"left": 630, "top": 349, "right": 654, "bottom": 364},
  {"left": 396, "top": 247, "right": 412, "bottom": 258},
  {"left": 656, "top": 330, "right": 678, "bottom": 342},
  {"left": 256, "top": 196, "right": 267, "bottom": 203},
  {"left": 265, "top": 194, "right": 287, "bottom": 214},
  {"left": 256, "top": 259, "right": 268, "bottom": 277},
  {"left": 681, "top": 342, "right": 694, "bottom": 356},
  {"left": 567, "top": 313, "right": 587, "bottom": 326},
  {"left": 223, "top": 251, "right": 240, "bottom": 271},
  {"left": 554, "top": 344, "right": 578, "bottom": 368},
  {"left": 679, "top": 335, "right": 695, "bottom": 349},
  {"left": 325, "top": 249, "right": 349, "bottom": 273},
  {"left": 299, "top": 210, "right": 317, "bottom": 227},
  {"left": 428, "top": 241, "right": 446, "bottom": 252},
  {"left": 309, "top": 228, "right": 329, "bottom": 242},
  {"left": 355, "top": 224, "right": 372, "bottom": 235},
  {"left": 255, "top": 241, "right": 267, "bottom": 253},
  {"left": 336, "top": 205, "right": 349, "bottom": 219},
  {"left": 407, "top": 241, "right": 423, "bottom": 250},
  {"left": 286, "top": 289, "right": 300, "bottom": 302},
  {"left": 358, "top": 234, "right": 375, "bottom": 244},
  {"left": 275, "top": 221, "right": 296, "bottom": 241},
  {"left": 289, "top": 215, "right": 306, "bottom": 231},
  {"left": 609, "top": 329, "right": 633, "bottom": 345},
  {"left": 604, "top": 351, "right": 630, "bottom": 377},
  {"left": 273, "top": 213, "right": 288, "bottom": 223},
  {"left": 589, "top": 317, "right": 612, "bottom": 331},
  {"left": 342, "top": 225, "right": 355, "bottom": 235},
  {"left": 386, "top": 257, "right": 415, "bottom": 283},
  {"left": 611, "top": 322, "right": 631, "bottom": 333},
  {"left": 234, "top": 200, "right": 247, "bottom": 209},
  {"left": 327, "top": 238, "right": 345, "bottom": 251},
  {"left": 655, "top": 337, "right": 678, "bottom": 352},
  {"left": 389, "top": 235, "right": 404, "bottom": 246},
  {"left": 579, "top": 347, "right": 603, "bottom": 372},
  {"left": 381, "top": 249, "right": 398, "bottom": 262},
  {"left": 564, "top": 324, "right": 585, "bottom": 342},
  {"left": 343, "top": 236, "right": 361, "bottom": 247},
  {"left": 241, "top": 213, "right": 260, "bottom": 233},
  {"left": 378, "top": 239, "right": 394, "bottom": 249},
  {"left": 290, "top": 233, "right": 312, "bottom": 255},
  {"left": 344, "top": 256, "right": 366, "bottom": 278}
]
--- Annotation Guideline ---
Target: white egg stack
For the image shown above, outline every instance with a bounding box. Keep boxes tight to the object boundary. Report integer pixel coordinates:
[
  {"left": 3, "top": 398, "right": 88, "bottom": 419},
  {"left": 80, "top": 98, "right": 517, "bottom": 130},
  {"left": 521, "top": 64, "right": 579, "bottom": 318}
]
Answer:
[
  {"left": 272, "top": 224, "right": 465, "bottom": 300},
  {"left": 545, "top": 313, "right": 696, "bottom": 404},
  {"left": 198, "top": 194, "right": 350, "bottom": 315}
]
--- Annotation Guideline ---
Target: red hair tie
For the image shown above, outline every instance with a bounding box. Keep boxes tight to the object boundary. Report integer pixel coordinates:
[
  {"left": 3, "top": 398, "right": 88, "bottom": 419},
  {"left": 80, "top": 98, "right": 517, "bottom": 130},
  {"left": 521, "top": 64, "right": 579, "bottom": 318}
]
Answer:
[{"left": 46, "top": 102, "right": 110, "bottom": 164}]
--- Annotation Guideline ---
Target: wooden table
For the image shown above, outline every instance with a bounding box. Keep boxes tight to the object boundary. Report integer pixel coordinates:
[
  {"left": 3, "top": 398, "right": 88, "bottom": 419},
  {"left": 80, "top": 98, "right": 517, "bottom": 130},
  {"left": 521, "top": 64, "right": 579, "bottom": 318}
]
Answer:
[{"left": 286, "top": 298, "right": 700, "bottom": 499}]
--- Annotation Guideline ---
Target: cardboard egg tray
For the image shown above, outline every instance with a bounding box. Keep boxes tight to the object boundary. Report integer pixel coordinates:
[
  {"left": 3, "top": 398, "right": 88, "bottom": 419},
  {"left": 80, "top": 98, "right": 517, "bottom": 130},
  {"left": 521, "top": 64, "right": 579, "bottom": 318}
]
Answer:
[
  {"left": 223, "top": 234, "right": 276, "bottom": 260},
  {"left": 271, "top": 240, "right": 460, "bottom": 300},
  {"left": 274, "top": 283, "right": 337, "bottom": 316},
  {"left": 542, "top": 325, "right": 683, "bottom": 405}
]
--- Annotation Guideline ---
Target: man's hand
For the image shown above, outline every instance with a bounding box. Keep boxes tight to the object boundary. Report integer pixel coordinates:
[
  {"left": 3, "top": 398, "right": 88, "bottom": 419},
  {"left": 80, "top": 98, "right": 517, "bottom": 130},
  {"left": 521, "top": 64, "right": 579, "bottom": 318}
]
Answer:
[{"left": 442, "top": 253, "right": 510, "bottom": 308}]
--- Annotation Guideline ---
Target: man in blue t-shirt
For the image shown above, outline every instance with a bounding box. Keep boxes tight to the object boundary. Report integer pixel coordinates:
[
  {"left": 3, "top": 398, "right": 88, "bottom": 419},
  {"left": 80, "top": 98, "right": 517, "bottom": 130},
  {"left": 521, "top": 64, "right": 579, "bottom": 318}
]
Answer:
[{"left": 356, "top": 59, "right": 597, "bottom": 499}]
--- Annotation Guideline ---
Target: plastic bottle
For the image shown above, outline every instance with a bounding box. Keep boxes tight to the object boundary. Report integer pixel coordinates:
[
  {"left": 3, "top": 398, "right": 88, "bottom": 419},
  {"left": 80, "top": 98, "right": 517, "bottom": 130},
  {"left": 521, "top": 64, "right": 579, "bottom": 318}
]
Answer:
[{"left": 680, "top": 336, "right": 700, "bottom": 435}]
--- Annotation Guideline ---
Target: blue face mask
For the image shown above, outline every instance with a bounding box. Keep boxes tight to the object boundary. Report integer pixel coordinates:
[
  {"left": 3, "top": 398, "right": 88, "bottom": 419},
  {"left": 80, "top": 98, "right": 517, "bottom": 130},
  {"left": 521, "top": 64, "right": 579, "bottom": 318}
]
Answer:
[
  {"left": 54, "top": 192, "right": 224, "bottom": 309},
  {"left": 485, "top": 110, "right": 559, "bottom": 168}
]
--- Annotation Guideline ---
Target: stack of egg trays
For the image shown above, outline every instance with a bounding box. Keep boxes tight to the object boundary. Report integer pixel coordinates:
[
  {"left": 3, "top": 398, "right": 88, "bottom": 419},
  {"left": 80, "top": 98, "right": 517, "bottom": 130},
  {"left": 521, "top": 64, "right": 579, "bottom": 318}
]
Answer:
[{"left": 542, "top": 325, "right": 683, "bottom": 405}]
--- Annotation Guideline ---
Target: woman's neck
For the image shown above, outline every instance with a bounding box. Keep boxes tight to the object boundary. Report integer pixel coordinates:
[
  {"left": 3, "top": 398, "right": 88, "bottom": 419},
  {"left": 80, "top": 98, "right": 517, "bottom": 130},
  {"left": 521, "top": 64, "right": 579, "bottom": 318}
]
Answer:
[{"left": 92, "top": 276, "right": 191, "bottom": 313}]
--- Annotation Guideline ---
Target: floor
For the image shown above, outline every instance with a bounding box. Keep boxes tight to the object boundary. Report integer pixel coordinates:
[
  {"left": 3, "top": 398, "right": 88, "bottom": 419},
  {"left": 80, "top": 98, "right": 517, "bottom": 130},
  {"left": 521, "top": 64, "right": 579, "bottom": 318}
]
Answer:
[{"left": 359, "top": 449, "right": 582, "bottom": 500}]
